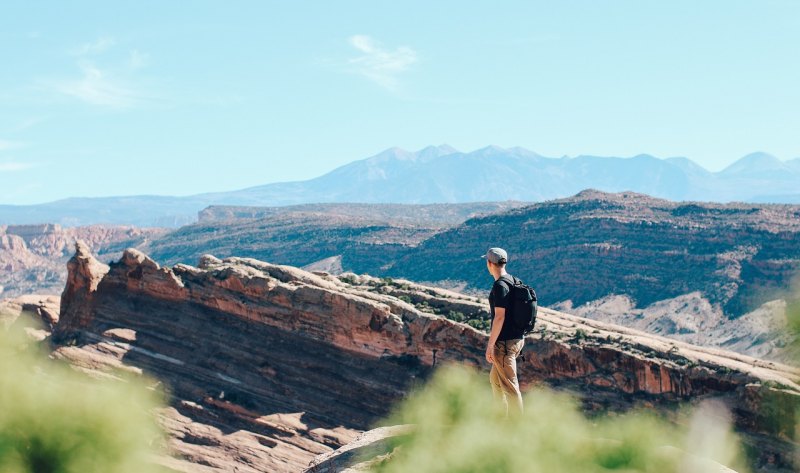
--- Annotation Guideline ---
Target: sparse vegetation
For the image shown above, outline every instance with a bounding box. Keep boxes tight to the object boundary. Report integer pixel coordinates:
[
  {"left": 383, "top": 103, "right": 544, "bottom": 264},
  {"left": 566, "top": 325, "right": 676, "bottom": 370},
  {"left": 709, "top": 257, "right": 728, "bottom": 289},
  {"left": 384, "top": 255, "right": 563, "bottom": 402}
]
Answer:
[
  {"left": 446, "top": 310, "right": 466, "bottom": 323},
  {"left": 339, "top": 274, "right": 359, "bottom": 285},
  {"left": 467, "top": 318, "right": 490, "bottom": 332},
  {"left": 380, "top": 277, "right": 394, "bottom": 286}
]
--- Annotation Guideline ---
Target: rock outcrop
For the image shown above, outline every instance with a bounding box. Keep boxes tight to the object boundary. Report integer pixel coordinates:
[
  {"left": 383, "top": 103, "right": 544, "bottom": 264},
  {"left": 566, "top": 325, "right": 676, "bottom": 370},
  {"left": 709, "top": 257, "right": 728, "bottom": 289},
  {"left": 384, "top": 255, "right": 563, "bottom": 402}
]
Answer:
[
  {"left": 50, "top": 246, "right": 800, "bottom": 472},
  {"left": 52, "top": 241, "right": 109, "bottom": 341}
]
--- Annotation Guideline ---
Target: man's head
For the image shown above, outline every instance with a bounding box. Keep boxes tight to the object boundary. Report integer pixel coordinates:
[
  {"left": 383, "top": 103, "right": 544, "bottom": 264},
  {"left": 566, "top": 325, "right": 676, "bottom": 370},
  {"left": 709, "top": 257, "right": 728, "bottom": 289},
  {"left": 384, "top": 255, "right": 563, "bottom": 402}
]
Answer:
[{"left": 482, "top": 247, "right": 508, "bottom": 277}]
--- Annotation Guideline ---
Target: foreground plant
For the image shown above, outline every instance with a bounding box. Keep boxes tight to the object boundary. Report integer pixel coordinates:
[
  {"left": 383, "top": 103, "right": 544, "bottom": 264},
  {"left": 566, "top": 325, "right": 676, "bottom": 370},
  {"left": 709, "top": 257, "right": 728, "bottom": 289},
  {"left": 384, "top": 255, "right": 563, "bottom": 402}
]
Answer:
[
  {"left": 0, "top": 316, "right": 167, "bottom": 473},
  {"left": 372, "top": 364, "right": 749, "bottom": 473}
]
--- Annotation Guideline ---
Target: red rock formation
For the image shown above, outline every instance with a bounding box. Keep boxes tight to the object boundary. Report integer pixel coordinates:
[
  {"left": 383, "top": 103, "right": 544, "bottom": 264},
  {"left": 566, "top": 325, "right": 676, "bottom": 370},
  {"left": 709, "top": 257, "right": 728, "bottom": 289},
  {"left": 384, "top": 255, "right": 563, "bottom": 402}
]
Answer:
[
  {"left": 52, "top": 241, "right": 109, "bottom": 342},
  {"left": 50, "top": 246, "right": 800, "bottom": 472}
]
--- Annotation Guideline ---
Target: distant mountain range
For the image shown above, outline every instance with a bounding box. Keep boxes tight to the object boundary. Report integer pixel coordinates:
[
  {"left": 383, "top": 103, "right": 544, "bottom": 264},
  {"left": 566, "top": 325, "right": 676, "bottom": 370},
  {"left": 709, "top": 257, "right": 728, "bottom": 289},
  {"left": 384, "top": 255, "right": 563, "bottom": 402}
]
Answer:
[{"left": 2, "top": 145, "right": 799, "bottom": 227}]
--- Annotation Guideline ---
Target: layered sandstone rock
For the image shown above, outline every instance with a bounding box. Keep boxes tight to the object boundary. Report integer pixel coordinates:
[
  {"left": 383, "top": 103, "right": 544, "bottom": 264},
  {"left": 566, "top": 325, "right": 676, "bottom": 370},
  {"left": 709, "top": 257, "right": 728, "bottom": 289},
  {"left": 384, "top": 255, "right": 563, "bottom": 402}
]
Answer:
[{"left": 50, "top": 245, "right": 800, "bottom": 471}]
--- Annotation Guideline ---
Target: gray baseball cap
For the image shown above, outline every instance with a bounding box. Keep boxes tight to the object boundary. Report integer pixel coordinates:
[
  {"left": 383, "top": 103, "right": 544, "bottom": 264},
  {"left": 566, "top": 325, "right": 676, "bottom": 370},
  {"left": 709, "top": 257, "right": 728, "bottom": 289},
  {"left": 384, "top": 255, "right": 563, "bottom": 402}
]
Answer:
[{"left": 482, "top": 247, "right": 508, "bottom": 264}]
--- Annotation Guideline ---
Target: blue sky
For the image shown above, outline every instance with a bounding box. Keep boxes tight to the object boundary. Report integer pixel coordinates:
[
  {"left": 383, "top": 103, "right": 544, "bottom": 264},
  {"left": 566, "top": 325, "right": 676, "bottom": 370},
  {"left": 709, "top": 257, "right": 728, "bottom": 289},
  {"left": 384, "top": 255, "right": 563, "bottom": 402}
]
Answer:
[{"left": 1, "top": 1, "right": 798, "bottom": 205}]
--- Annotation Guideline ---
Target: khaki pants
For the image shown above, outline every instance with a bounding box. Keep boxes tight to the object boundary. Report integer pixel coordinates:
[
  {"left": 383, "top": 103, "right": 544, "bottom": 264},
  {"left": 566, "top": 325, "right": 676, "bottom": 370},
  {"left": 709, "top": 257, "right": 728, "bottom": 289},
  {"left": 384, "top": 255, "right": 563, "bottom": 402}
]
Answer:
[{"left": 489, "top": 338, "right": 524, "bottom": 416}]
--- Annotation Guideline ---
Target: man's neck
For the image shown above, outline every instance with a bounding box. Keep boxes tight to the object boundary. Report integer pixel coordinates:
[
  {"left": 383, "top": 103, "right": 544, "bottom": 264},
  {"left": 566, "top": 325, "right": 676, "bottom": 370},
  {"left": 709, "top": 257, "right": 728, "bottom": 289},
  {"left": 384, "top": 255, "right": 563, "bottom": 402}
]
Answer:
[{"left": 493, "top": 268, "right": 508, "bottom": 281}]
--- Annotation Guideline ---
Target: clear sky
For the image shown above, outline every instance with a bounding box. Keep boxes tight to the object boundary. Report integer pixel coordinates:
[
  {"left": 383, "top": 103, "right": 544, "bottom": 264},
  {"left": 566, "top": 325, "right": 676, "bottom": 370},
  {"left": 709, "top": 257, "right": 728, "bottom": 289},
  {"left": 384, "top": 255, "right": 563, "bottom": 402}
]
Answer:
[{"left": 1, "top": 1, "right": 798, "bottom": 205}]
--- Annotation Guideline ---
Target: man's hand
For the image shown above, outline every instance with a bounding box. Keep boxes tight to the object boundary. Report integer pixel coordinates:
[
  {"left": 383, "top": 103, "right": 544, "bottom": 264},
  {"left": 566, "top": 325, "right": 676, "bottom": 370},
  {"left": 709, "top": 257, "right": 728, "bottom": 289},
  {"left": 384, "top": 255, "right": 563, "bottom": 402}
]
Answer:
[{"left": 486, "top": 307, "right": 505, "bottom": 365}]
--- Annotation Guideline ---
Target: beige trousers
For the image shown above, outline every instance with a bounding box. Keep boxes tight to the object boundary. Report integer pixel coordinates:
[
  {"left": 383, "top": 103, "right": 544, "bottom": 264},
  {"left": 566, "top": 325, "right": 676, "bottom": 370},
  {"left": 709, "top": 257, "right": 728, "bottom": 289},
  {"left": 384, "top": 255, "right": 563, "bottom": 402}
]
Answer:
[{"left": 489, "top": 338, "right": 524, "bottom": 416}]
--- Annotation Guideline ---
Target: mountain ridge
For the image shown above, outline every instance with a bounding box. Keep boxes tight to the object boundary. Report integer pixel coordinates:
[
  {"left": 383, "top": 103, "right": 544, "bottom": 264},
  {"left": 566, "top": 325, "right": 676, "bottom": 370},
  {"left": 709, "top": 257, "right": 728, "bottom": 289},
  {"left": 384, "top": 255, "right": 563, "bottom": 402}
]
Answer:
[{"left": 2, "top": 146, "right": 800, "bottom": 227}]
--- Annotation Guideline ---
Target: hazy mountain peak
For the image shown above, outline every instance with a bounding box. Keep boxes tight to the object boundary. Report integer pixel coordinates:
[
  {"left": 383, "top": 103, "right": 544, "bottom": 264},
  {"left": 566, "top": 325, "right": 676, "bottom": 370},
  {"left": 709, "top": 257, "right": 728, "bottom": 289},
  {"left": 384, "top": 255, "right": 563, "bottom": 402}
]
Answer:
[
  {"left": 472, "top": 145, "right": 508, "bottom": 157},
  {"left": 369, "top": 146, "right": 415, "bottom": 162},
  {"left": 415, "top": 144, "right": 460, "bottom": 161},
  {"left": 434, "top": 144, "right": 460, "bottom": 155},
  {"left": 665, "top": 157, "right": 710, "bottom": 175},
  {"left": 508, "top": 146, "right": 544, "bottom": 159},
  {"left": 721, "top": 152, "right": 785, "bottom": 175}
]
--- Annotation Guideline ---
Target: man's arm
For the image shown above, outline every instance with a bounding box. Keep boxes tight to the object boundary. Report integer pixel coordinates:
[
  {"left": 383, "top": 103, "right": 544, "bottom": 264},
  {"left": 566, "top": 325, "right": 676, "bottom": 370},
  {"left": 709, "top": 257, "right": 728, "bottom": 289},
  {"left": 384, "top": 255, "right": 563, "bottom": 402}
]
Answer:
[{"left": 485, "top": 307, "right": 505, "bottom": 364}]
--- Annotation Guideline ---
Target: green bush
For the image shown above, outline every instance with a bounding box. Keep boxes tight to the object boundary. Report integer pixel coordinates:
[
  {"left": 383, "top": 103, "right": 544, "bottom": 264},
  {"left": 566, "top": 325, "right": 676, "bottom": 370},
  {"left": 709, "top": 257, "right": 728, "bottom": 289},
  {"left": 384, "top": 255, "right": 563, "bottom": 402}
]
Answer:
[
  {"left": 0, "top": 316, "right": 167, "bottom": 473},
  {"left": 445, "top": 310, "right": 466, "bottom": 323},
  {"left": 370, "top": 364, "right": 748, "bottom": 473},
  {"left": 466, "top": 319, "right": 490, "bottom": 332}
]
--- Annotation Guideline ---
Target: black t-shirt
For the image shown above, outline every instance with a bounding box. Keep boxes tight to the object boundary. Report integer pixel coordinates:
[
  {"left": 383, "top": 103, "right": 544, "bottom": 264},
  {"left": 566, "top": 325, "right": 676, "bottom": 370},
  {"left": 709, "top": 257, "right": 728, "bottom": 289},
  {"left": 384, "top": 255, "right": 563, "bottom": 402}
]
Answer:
[{"left": 489, "top": 274, "right": 524, "bottom": 341}]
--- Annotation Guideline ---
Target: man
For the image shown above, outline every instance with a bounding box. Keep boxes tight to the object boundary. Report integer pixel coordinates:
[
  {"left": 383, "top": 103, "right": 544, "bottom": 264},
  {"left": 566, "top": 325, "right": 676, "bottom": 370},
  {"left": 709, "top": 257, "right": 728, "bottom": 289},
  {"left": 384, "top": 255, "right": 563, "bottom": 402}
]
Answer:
[{"left": 483, "top": 247, "right": 524, "bottom": 415}]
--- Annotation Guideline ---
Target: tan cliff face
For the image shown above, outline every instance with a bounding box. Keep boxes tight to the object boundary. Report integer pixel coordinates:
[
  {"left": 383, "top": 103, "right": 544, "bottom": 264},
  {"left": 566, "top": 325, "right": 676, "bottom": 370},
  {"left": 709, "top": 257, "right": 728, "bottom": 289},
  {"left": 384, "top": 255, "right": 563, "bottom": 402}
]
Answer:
[{"left": 48, "top": 242, "right": 800, "bottom": 472}]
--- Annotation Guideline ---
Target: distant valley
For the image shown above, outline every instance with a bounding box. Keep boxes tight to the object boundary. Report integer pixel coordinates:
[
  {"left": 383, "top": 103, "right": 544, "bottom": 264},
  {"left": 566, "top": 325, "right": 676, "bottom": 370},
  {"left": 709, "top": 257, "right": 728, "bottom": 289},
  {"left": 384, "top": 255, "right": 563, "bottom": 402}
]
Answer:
[
  {"left": 0, "top": 223, "right": 168, "bottom": 297},
  {"left": 1, "top": 145, "right": 799, "bottom": 227}
]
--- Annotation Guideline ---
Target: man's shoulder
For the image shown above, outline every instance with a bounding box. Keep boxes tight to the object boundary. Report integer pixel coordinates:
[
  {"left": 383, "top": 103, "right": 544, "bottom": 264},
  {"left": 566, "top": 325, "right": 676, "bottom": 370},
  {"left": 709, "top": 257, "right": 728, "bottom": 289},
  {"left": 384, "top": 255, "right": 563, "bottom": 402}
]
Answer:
[
  {"left": 493, "top": 275, "right": 514, "bottom": 292},
  {"left": 496, "top": 274, "right": 516, "bottom": 286}
]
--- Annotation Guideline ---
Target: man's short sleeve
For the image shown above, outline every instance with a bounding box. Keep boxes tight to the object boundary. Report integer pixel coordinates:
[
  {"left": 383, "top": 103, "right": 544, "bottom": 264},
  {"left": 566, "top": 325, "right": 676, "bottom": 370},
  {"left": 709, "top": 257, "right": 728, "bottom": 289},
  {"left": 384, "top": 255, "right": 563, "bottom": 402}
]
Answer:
[{"left": 492, "top": 280, "right": 511, "bottom": 309}]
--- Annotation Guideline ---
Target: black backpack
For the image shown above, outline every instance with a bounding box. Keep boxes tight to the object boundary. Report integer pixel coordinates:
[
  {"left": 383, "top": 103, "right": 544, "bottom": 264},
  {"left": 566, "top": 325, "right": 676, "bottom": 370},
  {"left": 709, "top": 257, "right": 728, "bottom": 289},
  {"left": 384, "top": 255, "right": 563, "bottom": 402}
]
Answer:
[{"left": 498, "top": 275, "right": 538, "bottom": 335}]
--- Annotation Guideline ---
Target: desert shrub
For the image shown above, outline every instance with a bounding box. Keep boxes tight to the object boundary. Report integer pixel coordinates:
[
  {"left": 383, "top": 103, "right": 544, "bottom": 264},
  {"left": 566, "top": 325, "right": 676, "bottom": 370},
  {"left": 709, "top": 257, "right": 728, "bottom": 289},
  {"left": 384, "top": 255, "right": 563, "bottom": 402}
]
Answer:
[
  {"left": 0, "top": 316, "right": 167, "bottom": 473},
  {"left": 445, "top": 310, "right": 466, "bottom": 323},
  {"left": 380, "top": 277, "right": 394, "bottom": 286},
  {"left": 466, "top": 319, "right": 490, "bottom": 332},
  {"left": 339, "top": 274, "right": 359, "bottom": 285},
  {"left": 370, "top": 364, "right": 748, "bottom": 473}
]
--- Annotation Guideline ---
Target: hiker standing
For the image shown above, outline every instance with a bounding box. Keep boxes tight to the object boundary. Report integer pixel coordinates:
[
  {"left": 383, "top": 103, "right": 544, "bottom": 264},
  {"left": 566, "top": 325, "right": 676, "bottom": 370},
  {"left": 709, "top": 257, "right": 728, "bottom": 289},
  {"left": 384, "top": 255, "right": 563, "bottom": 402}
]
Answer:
[{"left": 483, "top": 247, "right": 525, "bottom": 415}]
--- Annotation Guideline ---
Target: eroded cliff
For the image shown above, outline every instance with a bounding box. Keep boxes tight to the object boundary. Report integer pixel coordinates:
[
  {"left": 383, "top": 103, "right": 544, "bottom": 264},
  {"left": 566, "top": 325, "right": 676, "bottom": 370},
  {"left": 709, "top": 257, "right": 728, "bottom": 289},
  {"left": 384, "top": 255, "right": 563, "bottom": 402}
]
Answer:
[{"left": 49, "top": 242, "right": 800, "bottom": 471}]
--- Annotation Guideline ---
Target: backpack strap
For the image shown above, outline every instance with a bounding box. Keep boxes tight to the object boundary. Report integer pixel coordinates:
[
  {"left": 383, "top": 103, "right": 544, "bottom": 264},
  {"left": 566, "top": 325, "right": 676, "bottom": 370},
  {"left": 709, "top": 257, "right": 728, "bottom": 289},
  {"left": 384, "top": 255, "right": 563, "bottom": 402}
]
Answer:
[{"left": 498, "top": 274, "right": 517, "bottom": 288}]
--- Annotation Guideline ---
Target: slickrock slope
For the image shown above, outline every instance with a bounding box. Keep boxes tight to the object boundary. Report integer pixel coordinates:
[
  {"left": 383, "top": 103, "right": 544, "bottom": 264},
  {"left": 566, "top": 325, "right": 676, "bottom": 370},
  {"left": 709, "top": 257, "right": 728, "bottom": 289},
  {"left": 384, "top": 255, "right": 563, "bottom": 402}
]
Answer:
[
  {"left": 50, "top": 243, "right": 800, "bottom": 471},
  {"left": 0, "top": 223, "right": 168, "bottom": 298}
]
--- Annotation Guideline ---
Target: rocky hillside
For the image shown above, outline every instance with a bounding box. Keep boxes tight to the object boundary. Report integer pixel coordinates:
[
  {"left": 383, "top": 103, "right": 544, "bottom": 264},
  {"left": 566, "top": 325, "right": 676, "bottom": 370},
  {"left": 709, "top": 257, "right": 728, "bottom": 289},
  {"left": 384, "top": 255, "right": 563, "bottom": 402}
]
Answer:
[
  {"left": 142, "top": 202, "right": 526, "bottom": 278},
  {"left": 197, "top": 202, "right": 528, "bottom": 225},
  {"left": 388, "top": 190, "right": 800, "bottom": 311},
  {"left": 24, "top": 243, "right": 800, "bottom": 471},
  {"left": 385, "top": 191, "right": 800, "bottom": 361},
  {"left": 0, "top": 223, "right": 168, "bottom": 298}
]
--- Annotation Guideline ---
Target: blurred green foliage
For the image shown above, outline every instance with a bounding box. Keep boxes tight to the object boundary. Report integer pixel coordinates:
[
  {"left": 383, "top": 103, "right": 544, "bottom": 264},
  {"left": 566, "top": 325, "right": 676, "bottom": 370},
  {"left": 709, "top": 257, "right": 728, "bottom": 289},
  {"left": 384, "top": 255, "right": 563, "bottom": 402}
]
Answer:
[
  {"left": 370, "top": 364, "right": 749, "bottom": 473},
  {"left": 0, "top": 314, "right": 167, "bottom": 473}
]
